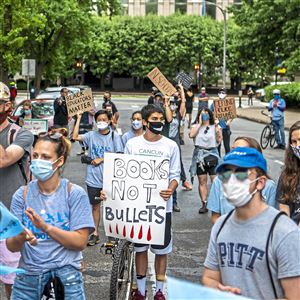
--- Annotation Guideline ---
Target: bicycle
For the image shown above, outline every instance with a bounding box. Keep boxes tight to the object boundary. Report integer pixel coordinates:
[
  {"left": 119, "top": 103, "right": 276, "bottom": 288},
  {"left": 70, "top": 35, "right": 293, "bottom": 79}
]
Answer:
[
  {"left": 260, "top": 110, "right": 276, "bottom": 149},
  {"left": 102, "top": 238, "right": 136, "bottom": 300}
]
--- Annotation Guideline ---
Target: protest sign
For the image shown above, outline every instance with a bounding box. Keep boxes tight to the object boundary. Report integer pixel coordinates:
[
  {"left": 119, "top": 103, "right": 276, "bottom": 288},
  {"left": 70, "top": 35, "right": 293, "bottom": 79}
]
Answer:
[
  {"left": 147, "top": 67, "right": 177, "bottom": 96},
  {"left": 213, "top": 97, "right": 237, "bottom": 121},
  {"left": 65, "top": 88, "right": 94, "bottom": 117},
  {"left": 103, "top": 153, "right": 170, "bottom": 245},
  {"left": 175, "top": 72, "right": 193, "bottom": 90},
  {"left": 22, "top": 119, "right": 48, "bottom": 135},
  {"left": 0, "top": 202, "right": 24, "bottom": 240}
]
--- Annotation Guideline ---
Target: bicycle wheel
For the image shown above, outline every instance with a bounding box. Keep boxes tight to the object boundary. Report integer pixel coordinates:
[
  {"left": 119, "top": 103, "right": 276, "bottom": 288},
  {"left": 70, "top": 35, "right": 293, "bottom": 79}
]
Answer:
[
  {"left": 110, "top": 240, "right": 134, "bottom": 300},
  {"left": 260, "top": 125, "right": 271, "bottom": 149}
]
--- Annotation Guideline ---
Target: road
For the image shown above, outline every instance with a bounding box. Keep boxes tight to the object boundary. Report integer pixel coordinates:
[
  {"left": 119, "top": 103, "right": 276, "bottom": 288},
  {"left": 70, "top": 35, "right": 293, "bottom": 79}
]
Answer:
[{"left": 1, "top": 96, "right": 286, "bottom": 300}]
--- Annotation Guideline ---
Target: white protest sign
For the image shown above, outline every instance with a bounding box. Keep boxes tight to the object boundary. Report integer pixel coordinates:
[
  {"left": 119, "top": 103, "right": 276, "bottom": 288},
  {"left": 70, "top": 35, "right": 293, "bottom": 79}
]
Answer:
[
  {"left": 22, "top": 119, "right": 48, "bottom": 135},
  {"left": 103, "top": 153, "right": 170, "bottom": 245}
]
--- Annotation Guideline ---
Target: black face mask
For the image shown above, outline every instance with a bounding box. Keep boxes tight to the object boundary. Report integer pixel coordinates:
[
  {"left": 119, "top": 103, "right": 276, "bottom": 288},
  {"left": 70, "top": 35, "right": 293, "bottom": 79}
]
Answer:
[
  {"left": 103, "top": 97, "right": 109, "bottom": 102},
  {"left": 148, "top": 121, "right": 164, "bottom": 135}
]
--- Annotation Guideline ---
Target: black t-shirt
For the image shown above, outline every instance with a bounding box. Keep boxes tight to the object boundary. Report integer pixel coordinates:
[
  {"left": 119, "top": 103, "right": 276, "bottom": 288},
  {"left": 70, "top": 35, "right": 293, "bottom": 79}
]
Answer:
[
  {"left": 53, "top": 96, "right": 68, "bottom": 126},
  {"left": 102, "top": 100, "right": 118, "bottom": 115}
]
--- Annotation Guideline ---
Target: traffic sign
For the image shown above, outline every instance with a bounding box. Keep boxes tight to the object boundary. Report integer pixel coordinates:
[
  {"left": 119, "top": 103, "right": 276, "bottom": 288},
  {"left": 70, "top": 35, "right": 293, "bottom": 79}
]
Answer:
[{"left": 22, "top": 59, "right": 36, "bottom": 77}]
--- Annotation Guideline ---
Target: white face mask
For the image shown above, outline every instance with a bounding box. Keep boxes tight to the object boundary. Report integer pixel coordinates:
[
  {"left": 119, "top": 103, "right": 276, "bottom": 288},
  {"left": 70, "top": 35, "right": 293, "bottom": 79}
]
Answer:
[
  {"left": 132, "top": 120, "right": 143, "bottom": 130},
  {"left": 222, "top": 174, "right": 259, "bottom": 207},
  {"left": 218, "top": 92, "right": 226, "bottom": 100},
  {"left": 97, "top": 121, "right": 109, "bottom": 131}
]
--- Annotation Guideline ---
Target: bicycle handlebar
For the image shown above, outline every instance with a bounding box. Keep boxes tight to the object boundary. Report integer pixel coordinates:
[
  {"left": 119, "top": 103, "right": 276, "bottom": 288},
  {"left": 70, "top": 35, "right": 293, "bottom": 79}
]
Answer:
[{"left": 261, "top": 110, "right": 272, "bottom": 118}]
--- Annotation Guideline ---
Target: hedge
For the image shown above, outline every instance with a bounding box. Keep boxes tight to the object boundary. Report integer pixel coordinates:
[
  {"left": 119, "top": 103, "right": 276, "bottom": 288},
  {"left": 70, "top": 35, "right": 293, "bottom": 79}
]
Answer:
[{"left": 265, "top": 83, "right": 300, "bottom": 107}]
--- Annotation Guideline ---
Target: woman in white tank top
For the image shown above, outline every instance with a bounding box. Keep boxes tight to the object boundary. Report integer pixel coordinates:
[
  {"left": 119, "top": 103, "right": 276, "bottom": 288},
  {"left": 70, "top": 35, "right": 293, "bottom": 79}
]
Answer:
[{"left": 189, "top": 108, "right": 222, "bottom": 213}]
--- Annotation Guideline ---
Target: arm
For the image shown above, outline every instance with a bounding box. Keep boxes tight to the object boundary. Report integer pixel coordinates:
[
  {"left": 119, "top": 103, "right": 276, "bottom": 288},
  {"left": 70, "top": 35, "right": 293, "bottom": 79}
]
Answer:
[
  {"left": 6, "top": 228, "right": 37, "bottom": 252},
  {"left": 277, "top": 100, "right": 286, "bottom": 112},
  {"left": 268, "top": 100, "right": 274, "bottom": 112},
  {"left": 25, "top": 207, "right": 90, "bottom": 251},
  {"left": 0, "top": 144, "right": 25, "bottom": 168},
  {"left": 114, "top": 111, "right": 120, "bottom": 122},
  {"left": 280, "top": 276, "right": 300, "bottom": 300},
  {"left": 72, "top": 113, "right": 84, "bottom": 142},
  {"left": 279, "top": 203, "right": 290, "bottom": 217},
  {"left": 178, "top": 83, "right": 186, "bottom": 118},
  {"left": 189, "top": 124, "right": 201, "bottom": 138},
  {"left": 164, "top": 96, "right": 173, "bottom": 123},
  {"left": 159, "top": 179, "right": 178, "bottom": 201},
  {"left": 202, "top": 268, "right": 241, "bottom": 295},
  {"left": 215, "top": 125, "right": 222, "bottom": 144}
]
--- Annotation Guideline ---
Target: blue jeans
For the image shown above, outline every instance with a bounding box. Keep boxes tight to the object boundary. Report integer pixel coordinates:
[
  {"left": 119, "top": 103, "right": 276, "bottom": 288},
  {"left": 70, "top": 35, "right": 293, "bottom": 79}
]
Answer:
[
  {"left": 11, "top": 265, "right": 85, "bottom": 300},
  {"left": 272, "top": 118, "right": 286, "bottom": 146}
]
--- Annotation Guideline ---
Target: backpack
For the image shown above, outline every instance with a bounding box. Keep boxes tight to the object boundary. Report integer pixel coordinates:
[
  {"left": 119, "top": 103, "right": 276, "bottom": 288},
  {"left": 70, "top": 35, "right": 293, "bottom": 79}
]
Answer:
[
  {"left": 216, "top": 210, "right": 286, "bottom": 299},
  {"left": 8, "top": 123, "right": 32, "bottom": 184}
]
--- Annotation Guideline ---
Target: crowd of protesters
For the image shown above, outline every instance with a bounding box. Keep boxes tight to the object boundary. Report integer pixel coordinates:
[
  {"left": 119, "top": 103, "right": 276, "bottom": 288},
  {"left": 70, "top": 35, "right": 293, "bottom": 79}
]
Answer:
[{"left": 0, "top": 81, "right": 299, "bottom": 300}]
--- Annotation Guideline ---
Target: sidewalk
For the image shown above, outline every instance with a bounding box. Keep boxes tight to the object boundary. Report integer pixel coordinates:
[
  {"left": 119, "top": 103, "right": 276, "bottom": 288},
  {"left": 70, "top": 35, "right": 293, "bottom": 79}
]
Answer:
[{"left": 234, "top": 97, "right": 299, "bottom": 130}]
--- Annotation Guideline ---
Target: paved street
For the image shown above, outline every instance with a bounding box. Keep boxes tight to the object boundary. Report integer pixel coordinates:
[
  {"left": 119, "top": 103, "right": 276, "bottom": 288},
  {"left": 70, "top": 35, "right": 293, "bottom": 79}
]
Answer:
[
  {"left": 0, "top": 96, "right": 287, "bottom": 300},
  {"left": 69, "top": 97, "right": 287, "bottom": 299}
]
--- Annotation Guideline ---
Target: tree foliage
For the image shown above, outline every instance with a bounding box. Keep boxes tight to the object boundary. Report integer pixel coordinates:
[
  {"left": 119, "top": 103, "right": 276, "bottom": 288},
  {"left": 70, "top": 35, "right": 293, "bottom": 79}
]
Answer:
[{"left": 86, "top": 15, "right": 223, "bottom": 84}]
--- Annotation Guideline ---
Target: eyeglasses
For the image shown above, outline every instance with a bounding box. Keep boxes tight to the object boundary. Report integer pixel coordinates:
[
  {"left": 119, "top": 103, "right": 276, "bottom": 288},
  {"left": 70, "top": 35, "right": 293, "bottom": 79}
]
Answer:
[
  {"left": 204, "top": 126, "right": 210, "bottom": 134},
  {"left": 218, "top": 168, "right": 254, "bottom": 183}
]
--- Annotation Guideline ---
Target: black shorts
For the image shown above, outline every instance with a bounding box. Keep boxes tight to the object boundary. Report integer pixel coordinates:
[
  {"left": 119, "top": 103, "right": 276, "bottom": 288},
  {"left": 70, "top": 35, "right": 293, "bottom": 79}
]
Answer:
[
  {"left": 197, "top": 163, "right": 216, "bottom": 176},
  {"left": 87, "top": 185, "right": 102, "bottom": 205},
  {"left": 134, "top": 212, "right": 172, "bottom": 255},
  {"left": 186, "top": 105, "right": 193, "bottom": 114}
]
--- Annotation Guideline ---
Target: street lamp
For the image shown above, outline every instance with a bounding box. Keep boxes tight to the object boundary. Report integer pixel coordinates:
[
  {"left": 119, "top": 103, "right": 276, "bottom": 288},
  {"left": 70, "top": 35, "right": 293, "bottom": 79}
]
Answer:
[{"left": 202, "top": 1, "right": 226, "bottom": 88}]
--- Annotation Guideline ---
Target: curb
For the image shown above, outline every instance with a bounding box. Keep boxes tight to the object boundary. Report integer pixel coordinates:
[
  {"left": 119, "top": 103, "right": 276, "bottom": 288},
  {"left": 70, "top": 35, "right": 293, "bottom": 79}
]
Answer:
[{"left": 236, "top": 113, "right": 291, "bottom": 131}]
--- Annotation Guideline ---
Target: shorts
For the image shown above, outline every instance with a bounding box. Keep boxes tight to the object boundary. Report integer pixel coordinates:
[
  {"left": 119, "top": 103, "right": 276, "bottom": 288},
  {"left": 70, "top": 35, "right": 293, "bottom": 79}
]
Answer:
[
  {"left": 0, "top": 240, "right": 21, "bottom": 284},
  {"left": 196, "top": 162, "right": 217, "bottom": 176},
  {"left": 186, "top": 105, "right": 193, "bottom": 114},
  {"left": 134, "top": 213, "right": 172, "bottom": 255},
  {"left": 86, "top": 185, "right": 102, "bottom": 205}
]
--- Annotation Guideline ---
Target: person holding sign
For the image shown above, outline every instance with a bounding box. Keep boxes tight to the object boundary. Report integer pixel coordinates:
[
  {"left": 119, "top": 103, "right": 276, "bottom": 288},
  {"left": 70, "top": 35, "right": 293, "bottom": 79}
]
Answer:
[
  {"left": 189, "top": 108, "right": 222, "bottom": 214},
  {"left": 124, "top": 104, "right": 181, "bottom": 300},
  {"left": 73, "top": 109, "right": 124, "bottom": 246},
  {"left": 6, "top": 129, "right": 94, "bottom": 299},
  {"left": 122, "top": 111, "right": 144, "bottom": 146},
  {"left": 210, "top": 89, "right": 233, "bottom": 155}
]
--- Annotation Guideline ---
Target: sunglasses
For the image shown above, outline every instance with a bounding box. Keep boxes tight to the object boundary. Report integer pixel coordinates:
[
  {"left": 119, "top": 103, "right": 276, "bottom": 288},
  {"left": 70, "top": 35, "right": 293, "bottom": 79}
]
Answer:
[
  {"left": 218, "top": 168, "right": 253, "bottom": 183},
  {"left": 38, "top": 132, "right": 63, "bottom": 140},
  {"left": 204, "top": 126, "right": 210, "bottom": 134}
]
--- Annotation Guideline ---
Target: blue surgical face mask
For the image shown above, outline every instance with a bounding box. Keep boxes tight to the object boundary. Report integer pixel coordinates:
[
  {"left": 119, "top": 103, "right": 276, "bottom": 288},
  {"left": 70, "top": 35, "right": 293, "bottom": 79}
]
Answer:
[
  {"left": 24, "top": 109, "right": 31, "bottom": 115},
  {"left": 201, "top": 114, "right": 210, "bottom": 122},
  {"left": 132, "top": 120, "right": 143, "bottom": 130},
  {"left": 274, "top": 94, "right": 280, "bottom": 100},
  {"left": 30, "top": 158, "right": 61, "bottom": 182}
]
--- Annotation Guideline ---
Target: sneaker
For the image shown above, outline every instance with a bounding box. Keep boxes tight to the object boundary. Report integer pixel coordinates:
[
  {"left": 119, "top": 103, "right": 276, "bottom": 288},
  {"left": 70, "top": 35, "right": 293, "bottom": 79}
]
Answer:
[
  {"left": 198, "top": 202, "right": 208, "bottom": 214},
  {"left": 77, "top": 150, "right": 85, "bottom": 156},
  {"left": 273, "top": 145, "right": 281, "bottom": 149},
  {"left": 154, "top": 290, "right": 166, "bottom": 300},
  {"left": 132, "top": 289, "right": 146, "bottom": 300},
  {"left": 280, "top": 144, "right": 286, "bottom": 150},
  {"left": 182, "top": 180, "right": 192, "bottom": 191},
  {"left": 173, "top": 203, "right": 181, "bottom": 212},
  {"left": 87, "top": 234, "right": 100, "bottom": 246}
]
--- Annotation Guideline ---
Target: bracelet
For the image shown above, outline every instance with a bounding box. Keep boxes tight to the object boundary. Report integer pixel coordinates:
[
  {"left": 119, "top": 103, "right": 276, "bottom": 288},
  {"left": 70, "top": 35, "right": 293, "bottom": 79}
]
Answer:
[{"left": 41, "top": 224, "right": 51, "bottom": 234}]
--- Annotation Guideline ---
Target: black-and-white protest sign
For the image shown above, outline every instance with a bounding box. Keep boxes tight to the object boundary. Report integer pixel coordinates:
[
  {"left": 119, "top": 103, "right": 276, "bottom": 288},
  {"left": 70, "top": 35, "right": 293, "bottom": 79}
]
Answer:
[
  {"left": 103, "top": 153, "right": 170, "bottom": 245},
  {"left": 175, "top": 72, "right": 193, "bottom": 90},
  {"left": 22, "top": 119, "right": 48, "bottom": 135}
]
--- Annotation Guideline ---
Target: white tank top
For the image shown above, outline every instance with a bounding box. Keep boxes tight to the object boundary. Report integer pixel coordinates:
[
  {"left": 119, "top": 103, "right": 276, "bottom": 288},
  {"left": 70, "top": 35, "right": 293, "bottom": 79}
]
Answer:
[{"left": 194, "top": 124, "right": 217, "bottom": 148}]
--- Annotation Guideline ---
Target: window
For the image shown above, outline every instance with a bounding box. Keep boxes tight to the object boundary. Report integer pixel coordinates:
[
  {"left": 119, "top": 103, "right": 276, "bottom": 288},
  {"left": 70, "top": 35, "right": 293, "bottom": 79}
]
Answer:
[
  {"left": 206, "top": 0, "right": 216, "bottom": 19},
  {"left": 175, "top": 0, "right": 187, "bottom": 14},
  {"left": 146, "top": 0, "right": 158, "bottom": 15},
  {"left": 121, "top": 0, "right": 129, "bottom": 15}
]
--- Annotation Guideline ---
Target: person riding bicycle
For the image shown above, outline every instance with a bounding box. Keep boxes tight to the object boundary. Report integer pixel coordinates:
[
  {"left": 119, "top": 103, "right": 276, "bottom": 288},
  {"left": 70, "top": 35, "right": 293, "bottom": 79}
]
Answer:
[{"left": 267, "top": 89, "right": 286, "bottom": 150}]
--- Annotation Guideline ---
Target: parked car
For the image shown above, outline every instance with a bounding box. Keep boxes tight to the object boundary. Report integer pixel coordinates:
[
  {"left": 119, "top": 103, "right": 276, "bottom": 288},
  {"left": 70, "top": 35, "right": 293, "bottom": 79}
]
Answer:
[
  {"left": 36, "top": 86, "right": 81, "bottom": 100},
  {"left": 11, "top": 99, "right": 55, "bottom": 132}
]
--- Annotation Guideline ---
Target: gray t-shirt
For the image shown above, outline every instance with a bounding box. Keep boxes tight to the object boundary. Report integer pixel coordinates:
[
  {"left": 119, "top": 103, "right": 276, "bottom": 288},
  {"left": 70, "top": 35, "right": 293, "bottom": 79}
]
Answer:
[
  {"left": 11, "top": 179, "right": 95, "bottom": 274},
  {"left": 204, "top": 206, "right": 300, "bottom": 299},
  {"left": 0, "top": 123, "right": 33, "bottom": 208}
]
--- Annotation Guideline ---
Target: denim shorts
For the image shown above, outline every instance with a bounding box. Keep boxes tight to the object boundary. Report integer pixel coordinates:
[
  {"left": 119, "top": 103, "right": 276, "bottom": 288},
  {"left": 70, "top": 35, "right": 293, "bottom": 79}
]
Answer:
[{"left": 11, "top": 265, "right": 85, "bottom": 300}]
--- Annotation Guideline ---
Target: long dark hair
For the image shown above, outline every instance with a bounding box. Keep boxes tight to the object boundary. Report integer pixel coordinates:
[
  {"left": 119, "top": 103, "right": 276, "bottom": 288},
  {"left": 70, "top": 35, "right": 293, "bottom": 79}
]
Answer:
[
  {"left": 279, "top": 121, "right": 300, "bottom": 204},
  {"left": 193, "top": 108, "right": 214, "bottom": 126}
]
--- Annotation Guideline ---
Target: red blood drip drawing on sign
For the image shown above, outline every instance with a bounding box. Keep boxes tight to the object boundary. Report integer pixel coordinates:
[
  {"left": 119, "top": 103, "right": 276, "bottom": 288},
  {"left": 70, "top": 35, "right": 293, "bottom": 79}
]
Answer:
[
  {"left": 109, "top": 224, "right": 112, "bottom": 234},
  {"left": 116, "top": 224, "right": 119, "bottom": 235},
  {"left": 147, "top": 227, "right": 152, "bottom": 241},
  {"left": 123, "top": 225, "right": 126, "bottom": 238},
  {"left": 130, "top": 226, "right": 134, "bottom": 239},
  {"left": 138, "top": 225, "right": 143, "bottom": 240}
]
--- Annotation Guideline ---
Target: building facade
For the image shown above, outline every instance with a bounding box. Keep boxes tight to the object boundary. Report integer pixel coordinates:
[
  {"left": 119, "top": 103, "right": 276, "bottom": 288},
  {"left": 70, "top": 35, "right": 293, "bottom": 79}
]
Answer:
[{"left": 122, "top": 0, "right": 239, "bottom": 20}]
